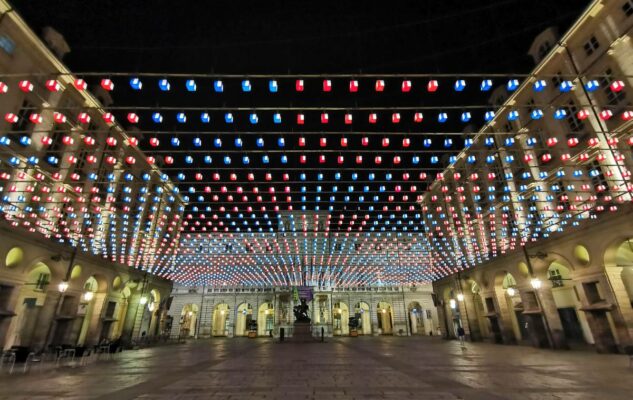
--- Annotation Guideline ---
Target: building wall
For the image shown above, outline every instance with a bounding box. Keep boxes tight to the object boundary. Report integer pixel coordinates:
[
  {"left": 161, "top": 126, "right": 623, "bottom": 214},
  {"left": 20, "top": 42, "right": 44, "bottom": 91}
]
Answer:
[
  {"left": 0, "top": 226, "right": 173, "bottom": 350},
  {"left": 167, "top": 284, "right": 438, "bottom": 338}
]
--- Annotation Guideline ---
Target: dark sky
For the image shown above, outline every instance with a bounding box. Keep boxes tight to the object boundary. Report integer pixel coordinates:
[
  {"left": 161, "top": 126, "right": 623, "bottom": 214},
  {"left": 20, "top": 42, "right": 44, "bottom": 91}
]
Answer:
[
  {"left": 9, "top": 0, "right": 592, "bottom": 235},
  {"left": 12, "top": 0, "right": 590, "bottom": 74}
]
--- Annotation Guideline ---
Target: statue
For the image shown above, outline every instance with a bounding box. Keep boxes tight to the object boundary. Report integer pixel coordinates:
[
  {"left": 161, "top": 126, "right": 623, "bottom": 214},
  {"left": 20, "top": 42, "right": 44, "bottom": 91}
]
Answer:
[{"left": 293, "top": 298, "right": 311, "bottom": 323}]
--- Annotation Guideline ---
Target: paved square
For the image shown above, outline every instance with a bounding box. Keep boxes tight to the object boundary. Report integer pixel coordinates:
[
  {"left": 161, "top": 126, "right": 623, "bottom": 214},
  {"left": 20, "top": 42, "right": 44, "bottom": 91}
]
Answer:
[{"left": 0, "top": 337, "right": 631, "bottom": 399}]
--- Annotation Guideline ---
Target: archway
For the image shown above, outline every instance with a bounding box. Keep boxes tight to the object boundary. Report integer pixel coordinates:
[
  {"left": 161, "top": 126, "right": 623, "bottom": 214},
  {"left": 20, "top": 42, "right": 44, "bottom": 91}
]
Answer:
[
  {"left": 333, "top": 302, "right": 349, "bottom": 336},
  {"left": 354, "top": 302, "right": 371, "bottom": 335},
  {"left": 547, "top": 260, "right": 591, "bottom": 344},
  {"left": 470, "top": 280, "right": 489, "bottom": 339},
  {"left": 6, "top": 261, "right": 52, "bottom": 348},
  {"left": 499, "top": 271, "right": 525, "bottom": 342},
  {"left": 235, "top": 303, "right": 253, "bottom": 336},
  {"left": 212, "top": 303, "right": 230, "bottom": 336},
  {"left": 180, "top": 304, "right": 199, "bottom": 337},
  {"left": 408, "top": 302, "right": 425, "bottom": 335},
  {"left": 376, "top": 301, "right": 393, "bottom": 335},
  {"left": 601, "top": 238, "right": 633, "bottom": 350},
  {"left": 76, "top": 275, "right": 108, "bottom": 346},
  {"left": 257, "top": 302, "right": 274, "bottom": 337}
]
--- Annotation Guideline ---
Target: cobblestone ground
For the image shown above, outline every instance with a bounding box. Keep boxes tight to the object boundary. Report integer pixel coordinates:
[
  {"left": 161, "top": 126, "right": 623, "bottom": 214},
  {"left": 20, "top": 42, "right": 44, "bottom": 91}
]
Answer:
[{"left": 0, "top": 337, "right": 631, "bottom": 399}]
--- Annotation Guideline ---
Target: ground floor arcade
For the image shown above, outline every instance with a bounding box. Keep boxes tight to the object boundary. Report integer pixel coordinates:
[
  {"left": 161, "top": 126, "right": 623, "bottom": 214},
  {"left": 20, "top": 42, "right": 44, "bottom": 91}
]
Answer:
[
  {"left": 433, "top": 210, "right": 633, "bottom": 354},
  {"left": 0, "top": 337, "right": 631, "bottom": 399},
  {"left": 168, "top": 285, "right": 439, "bottom": 339}
]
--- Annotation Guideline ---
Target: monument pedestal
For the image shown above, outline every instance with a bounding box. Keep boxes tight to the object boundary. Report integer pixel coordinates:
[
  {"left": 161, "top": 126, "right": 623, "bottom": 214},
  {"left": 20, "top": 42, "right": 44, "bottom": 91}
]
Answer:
[{"left": 292, "top": 322, "right": 313, "bottom": 342}]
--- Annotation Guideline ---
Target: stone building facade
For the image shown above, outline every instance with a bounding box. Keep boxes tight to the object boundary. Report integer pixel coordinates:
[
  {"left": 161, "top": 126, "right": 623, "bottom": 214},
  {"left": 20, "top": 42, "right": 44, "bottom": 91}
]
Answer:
[
  {"left": 0, "top": 1, "right": 178, "bottom": 351},
  {"left": 433, "top": 0, "right": 633, "bottom": 353},
  {"left": 168, "top": 284, "right": 438, "bottom": 339}
]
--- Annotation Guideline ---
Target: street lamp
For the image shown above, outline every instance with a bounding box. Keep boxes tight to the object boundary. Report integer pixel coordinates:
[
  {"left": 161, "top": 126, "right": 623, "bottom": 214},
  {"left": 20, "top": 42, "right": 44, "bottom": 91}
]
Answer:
[
  {"left": 456, "top": 293, "right": 464, "bottom": 302},
  {"left": 449, "top": 299, "right": 457, "bottom": 309},
  {"left": 58, "top": 281, "right": 69, "bottom": 293},
  {"left": 530, "top": 278, "right": 542, "bottom": 290},
  {"left": 83, "top": 291, "right": 94, "bottom": 302},
  {"left": 506, "top": 287, "right": 516, "bottom": 297},
  {"left": 139, "top": 296, "right": 148, "bottom": 305}
]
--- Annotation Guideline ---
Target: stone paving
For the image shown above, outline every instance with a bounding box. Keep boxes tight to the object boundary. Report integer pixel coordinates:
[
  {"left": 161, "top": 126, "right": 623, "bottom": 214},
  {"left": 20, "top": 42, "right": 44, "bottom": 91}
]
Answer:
[{"left": 0, "top": 337, "right": 631, "bottom": 399}]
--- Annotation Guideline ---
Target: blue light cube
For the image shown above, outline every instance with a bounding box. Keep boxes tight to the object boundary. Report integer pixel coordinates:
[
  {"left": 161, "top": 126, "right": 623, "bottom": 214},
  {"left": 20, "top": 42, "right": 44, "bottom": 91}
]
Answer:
[
  {"left": 224, "top": 112, "right": 233, "bottom": 123},
  {"left": 158, "top": 79, "right": 170, "bottom": 91},
  {"left": 507, "top": 79, "right": 519, "bottom": 91},
  {"left": 242, "top": 80, "right": 251, "bottom": 92},
  {"left": 129, "top": 77, "right": 142, "bottom": 90},
  {"left": 200, "top": 112, "right": 210, "bottom": 123},
  {"left": 269, "top": 80, "right": 278, "bottom": 92},
  {"left": 214, "top": 80, "right": 224, "bottom": 92},
  {"left": 176, "top": 112, "right": 187, "bottom": 123},
  {"left": 480, "top": 79, "right": 493, "bottom": 91},
  {"left": 186, "top": 79, "right": 197, "bottom": 92}
]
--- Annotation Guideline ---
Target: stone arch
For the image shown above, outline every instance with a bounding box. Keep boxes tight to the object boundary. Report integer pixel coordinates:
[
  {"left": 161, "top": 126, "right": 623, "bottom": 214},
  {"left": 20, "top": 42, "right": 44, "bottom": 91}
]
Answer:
[
  {"left": 333, "top": 301, "right": 349, "bottom": 336},
  {"left": 70, "top": 264, "right": 82, "bottom": 281},
  {"left": 112, "top": 275, "right": 123, "bottom": 291},
  {"left": 235, "top": 302, "right": 254, "bottom": 336},
  {"left": 376, "top": 301, "right": 393, "bottom": 335},
  {"left": 180, "top": 303, "right": 200, "bottom": 337},
  {"left": 257, "top": 302, "right": 274, "bottom": 336},
  {"left": 603, "top": 238, "right": 633, "bottom": 341},
  {"left": 212, "top": 302, "right": 230, "bottom": 337},
  {"left": 354, "top": 301, "right": 371, "bottom": 335},
  {"left": 407, "top": 301, "right": 425, "bottom": 335},
  {"left": 492, "top": 270, "right": 522, "bottom": 343},
  {"left": 573, "top": 244, "right": 591, "bottom": 267}
]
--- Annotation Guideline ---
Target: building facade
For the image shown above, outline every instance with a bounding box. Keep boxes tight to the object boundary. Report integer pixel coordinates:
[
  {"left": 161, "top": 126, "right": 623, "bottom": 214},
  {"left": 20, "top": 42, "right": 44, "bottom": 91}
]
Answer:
[
  {"left": 433, "top": 0, "right": 633, "bottom": 353},
  {"left": 168, "top": 284, "right": 438, "bottom": 339},
  {"left": 0, "top": 1, "right": 180, "bottom": 351}
]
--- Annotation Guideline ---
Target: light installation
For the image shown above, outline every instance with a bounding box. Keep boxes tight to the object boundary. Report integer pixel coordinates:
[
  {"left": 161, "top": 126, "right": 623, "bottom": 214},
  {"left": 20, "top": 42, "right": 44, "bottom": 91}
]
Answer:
[{"left": 0, "top": 74, "right": 631, "bottom": 287}]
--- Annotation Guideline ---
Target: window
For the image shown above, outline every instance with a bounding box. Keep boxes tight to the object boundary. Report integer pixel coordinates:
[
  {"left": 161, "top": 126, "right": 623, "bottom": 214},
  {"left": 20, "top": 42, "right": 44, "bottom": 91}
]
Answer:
[
  {"left": 564, "top": 101, "right": 585, "bottom": 133},
  {"left": 538, "top": 41, "right": 551, "bottom": 60},
  {"left": 552, "top": 72, "right": 563, "bottom": 89},
  {"left": 623, "top": 0, "right": 633, "bottom": 17},
  {"left": 0, "top": 35, "right": 15, "bottom": 55},
  {"left": 583, "top": 36, "right": 600, "bottom": 56},
  {"left": 599, "top": 68, "right": 627, "bottom": 107},
  {"left": 35, "top": 273, "right": 50, "bottom": 291},
  {"left": 548, "top": 268, "right": 564, "bottom": 287}
]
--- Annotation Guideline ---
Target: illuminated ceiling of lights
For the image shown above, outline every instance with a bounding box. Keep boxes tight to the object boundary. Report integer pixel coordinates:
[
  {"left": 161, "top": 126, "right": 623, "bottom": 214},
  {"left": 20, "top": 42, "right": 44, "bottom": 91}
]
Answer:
[{"left": 1, "top": 74, "right": 630, "bottom": 286}]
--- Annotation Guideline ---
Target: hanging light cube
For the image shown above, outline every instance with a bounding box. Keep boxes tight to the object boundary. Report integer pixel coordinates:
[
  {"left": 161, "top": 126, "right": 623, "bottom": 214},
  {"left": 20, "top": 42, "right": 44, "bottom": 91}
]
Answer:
[
  {"left": 610, "top": 80, "right": 625, "bottom": 92},
  {"left": 127, "top": 113, "right": 139, "bottom": 124},
  {"left": 530, "top": 109, "right": 544, "bottom": 120},
  {"left": 533, "top": 79, "right": 547, "bottom": 92},
  {"left": 73, "top": 79, "right": 87, "bottom": 91},
  {"left": 349, "top": 80, "right": 359, "bottom": 92},
  {"left": 414, "top": 112, "right": 423, "bottom": 123},
  {"left": 152, "top": 112, "right": 163, "bottom": 123},
  {"left": 296, "top": 79, "right": 304, "bottom": 92},
  {"left": 369, "top": 113, "right": 377, "bottom": 123},
  {"left": 273, "top": 112, "right": 282, "bottom": 124},
  {"left": 176, "top": 112, "right": 187, "bottom": 123},
  {"left": 427, "top": 80, "right": 439, "bottom": 92},
  {"left": 269, "top": 79, "right": 278, "bottom": 92},
  {"left": 214, "top": 80, "right": 224, "bottom": 92},
  {"left": 375, "top": 79, "right": 385, "bottom": 92},
  {"left": 225, "top": 112, "right": 234, "bottom": 123},
  {"left": 242, "top": 80, "right": 252, "bottom": 92},
  {"left": 129, "top": 77, "right": 142, "bottom": 90},
  {"left": 18, "top": 80, "right": 33, "bottom": 92},
  {"left": 585, "top": 80, "right": 599, "bottom": 92},
  {"left": 401, "top": 80, "right": 412, "bottom": 92},
  {"left": 249, "top": 113, "right": 259, "bottom": 124},
  {"left": 554, "top": 109, "right": 567, "bottom": 120},
  {"left": 559, "top": 80, "right": 574, "bottom": 92},
  {"left": 100, "top": 79, "right": 114, "bottom": 91},
  {"left": 46, "top": 79, "right": 61, "bottom": 92},
  {"left": 461, "top": 112, "right": 471, "bottom": 122},
  {"left": 158, "top": 79, "right": 171, "bottom": 91},
  {"left": 454, "top": 79, "right": 466, "bottom": 91},
  {"left": 200, "top": 112, "right": 210, "bottom": 123},
  {"left": 186, "top": 79, "right": 197, "bottom": 91},
  {"left": 297, "top": 113, "right": 305, "bottom": 124},
  {"left": 506, "top": 79, "right": 519, "bottom": 91},
  {"left": 344, "top": 113, "right": 353, "bottom": 124},
  {"left": 321, "top": 113, "right": 329, "bottom": 124},
  {"left": 484, "top": 111, "right": 495, "bottom": 121},
  {"left": 438, "top": 112, "right": 448, "bottom": 123},
  {"left": 392, "top": 113, "right": 401, "bottom": 123},
  {"left": 480, "top": 79, "right": 493, "bottom": 91},
  {"left": 323, "top": 79, "right": 332, "bottom": 92}
]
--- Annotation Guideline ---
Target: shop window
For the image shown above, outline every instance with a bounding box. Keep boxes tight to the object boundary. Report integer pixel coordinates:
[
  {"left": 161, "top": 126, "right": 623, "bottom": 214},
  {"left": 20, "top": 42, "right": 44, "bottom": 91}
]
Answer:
[
  {"left": 548, "top": 268, "right": 564, "bottom": 287},
  {"left": 485, "top": 297, "right": 496, "bottom": 312},
  {"left": 34, "top": 273, "right": 50, "bottom": 291},
  {"left": 598, "top": 68, "right": 627, "bottom": 107}
]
